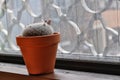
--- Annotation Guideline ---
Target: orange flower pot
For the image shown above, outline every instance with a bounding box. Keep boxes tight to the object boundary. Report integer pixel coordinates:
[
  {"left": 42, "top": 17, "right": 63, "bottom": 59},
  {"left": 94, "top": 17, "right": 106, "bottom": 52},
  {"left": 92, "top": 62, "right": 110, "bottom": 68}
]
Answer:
[{"left": 16, "top": 33, "right": 60, "bottom": 75}]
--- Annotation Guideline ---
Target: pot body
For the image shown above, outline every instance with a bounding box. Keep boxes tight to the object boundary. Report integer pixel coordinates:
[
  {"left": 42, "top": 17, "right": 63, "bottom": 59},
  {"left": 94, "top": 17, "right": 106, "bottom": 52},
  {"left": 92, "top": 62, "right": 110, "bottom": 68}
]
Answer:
[{"left": 16, "top": 33, "right": 60, "bottom": 75}]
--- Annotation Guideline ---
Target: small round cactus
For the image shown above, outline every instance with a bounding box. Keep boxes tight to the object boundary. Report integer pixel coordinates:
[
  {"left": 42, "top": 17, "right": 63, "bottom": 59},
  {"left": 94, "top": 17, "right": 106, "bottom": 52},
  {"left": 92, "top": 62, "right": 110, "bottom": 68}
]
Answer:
[{"left": 22, "top": 20, "right": 54, "bottom": 37}]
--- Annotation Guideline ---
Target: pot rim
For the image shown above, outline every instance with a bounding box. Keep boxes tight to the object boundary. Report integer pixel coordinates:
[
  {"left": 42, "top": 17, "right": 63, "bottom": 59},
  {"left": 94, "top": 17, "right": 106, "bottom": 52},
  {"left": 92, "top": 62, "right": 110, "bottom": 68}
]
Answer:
[
  {"left": 16, "top": 32, "right": 60, "bottom": 47},
  {"left": 17, "top": 32, "right": 60, "bottom": 39}
]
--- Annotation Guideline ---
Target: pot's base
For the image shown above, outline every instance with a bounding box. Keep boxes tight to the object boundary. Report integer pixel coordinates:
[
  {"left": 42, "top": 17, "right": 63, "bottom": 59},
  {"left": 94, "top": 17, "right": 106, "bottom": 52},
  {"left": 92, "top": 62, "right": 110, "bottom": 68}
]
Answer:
[{"left": 29, "top": 71, "right": 54, "bottom": 76}]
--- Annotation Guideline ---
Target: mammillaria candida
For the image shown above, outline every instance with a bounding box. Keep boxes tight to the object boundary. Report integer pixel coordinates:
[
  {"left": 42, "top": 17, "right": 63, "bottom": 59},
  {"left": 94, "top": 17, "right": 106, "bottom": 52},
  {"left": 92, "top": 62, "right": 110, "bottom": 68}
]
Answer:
[{"left": 22, "top": 20, "right": 54, "bottom": 37}]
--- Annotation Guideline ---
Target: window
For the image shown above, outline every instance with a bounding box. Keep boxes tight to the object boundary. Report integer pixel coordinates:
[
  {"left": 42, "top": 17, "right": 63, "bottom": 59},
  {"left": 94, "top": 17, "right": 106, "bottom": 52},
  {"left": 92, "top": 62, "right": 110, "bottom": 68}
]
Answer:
[{"left": 0, "top": 0, "right": 120, "bottom": 75}]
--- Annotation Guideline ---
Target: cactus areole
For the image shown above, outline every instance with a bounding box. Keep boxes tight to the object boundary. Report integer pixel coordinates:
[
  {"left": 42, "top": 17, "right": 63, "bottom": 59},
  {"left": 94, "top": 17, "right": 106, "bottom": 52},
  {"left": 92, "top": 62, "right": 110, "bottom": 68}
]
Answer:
[{"left": 22, "top": 20, "right": 54, "bottom": 37}]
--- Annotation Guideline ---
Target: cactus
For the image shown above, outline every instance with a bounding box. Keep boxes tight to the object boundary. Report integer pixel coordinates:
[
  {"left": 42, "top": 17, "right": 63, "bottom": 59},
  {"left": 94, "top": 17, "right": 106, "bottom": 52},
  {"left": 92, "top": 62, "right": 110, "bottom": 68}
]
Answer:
[{"left": 22, "top": 20, "right": 54, "bottom": 37}]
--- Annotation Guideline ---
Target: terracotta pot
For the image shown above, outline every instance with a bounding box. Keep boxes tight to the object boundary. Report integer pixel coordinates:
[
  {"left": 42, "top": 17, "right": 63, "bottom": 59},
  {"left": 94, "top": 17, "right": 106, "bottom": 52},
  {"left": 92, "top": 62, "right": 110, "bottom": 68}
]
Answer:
[{"left": 16, "top": 33, "right": 60, "bottom": 75}]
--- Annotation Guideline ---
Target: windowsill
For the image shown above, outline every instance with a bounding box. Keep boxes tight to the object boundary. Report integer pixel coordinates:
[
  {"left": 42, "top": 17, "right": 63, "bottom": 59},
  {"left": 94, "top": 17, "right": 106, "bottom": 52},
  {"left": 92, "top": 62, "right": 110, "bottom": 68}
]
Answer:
[{"left": 0, "top": 62, "right": 120, "bottom": 80}]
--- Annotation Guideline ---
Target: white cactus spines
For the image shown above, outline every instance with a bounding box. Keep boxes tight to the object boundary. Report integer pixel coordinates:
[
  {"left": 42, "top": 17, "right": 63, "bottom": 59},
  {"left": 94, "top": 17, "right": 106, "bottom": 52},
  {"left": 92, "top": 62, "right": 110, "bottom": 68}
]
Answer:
[{"left": 22, "top": 20, "right": 54, "bottom": 37}]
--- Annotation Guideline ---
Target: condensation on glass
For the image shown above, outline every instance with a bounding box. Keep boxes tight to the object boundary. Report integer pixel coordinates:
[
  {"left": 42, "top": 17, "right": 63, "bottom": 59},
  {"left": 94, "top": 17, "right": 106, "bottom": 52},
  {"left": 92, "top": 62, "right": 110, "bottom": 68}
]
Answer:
[{"left": 0, "top": 0, "right": 120, "bottom": 62}]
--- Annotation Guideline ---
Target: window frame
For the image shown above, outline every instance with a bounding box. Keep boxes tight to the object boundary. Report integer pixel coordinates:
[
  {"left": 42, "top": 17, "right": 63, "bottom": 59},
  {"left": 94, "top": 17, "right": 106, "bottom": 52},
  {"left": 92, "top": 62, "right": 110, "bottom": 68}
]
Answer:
[{"left": 0, "top": 53, "right": 120, "bottom": 75}]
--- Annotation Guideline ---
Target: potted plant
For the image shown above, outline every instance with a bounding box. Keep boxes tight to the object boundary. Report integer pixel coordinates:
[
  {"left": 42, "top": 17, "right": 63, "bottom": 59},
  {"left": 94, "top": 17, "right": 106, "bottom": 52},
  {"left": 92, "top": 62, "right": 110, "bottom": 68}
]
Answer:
[{"left": 16, "top": 20, "right": 60, "bottom": 75}]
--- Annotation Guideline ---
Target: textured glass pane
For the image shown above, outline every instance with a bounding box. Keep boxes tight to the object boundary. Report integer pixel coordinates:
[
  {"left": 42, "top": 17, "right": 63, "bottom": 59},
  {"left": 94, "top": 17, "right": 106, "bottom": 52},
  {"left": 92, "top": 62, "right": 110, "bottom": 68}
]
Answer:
[
  {"left": 100, "top": 0, "right": 119, "bottom": 56},
  {"left": 0, "top": 0, "right": 120, "bottom": 62}
]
